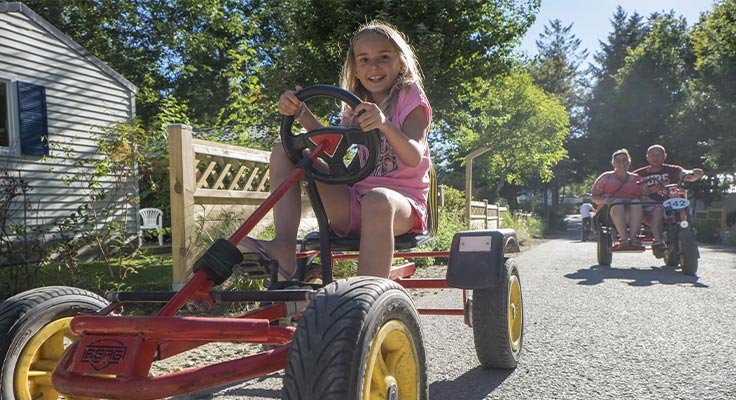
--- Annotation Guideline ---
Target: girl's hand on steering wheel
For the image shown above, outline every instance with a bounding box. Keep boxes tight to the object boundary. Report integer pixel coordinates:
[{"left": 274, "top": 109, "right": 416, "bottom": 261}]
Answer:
[
  {"left": 354, "top": 102, "right": 388, "bottom": 132},
  {"left": 278, "top": 86, "right": 304, "bottom": 117}
]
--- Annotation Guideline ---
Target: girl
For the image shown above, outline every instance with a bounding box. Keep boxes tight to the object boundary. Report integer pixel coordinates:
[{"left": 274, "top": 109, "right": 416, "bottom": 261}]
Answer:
[{"left": 241, "top": 20, "right": 432, "bottom": 279}]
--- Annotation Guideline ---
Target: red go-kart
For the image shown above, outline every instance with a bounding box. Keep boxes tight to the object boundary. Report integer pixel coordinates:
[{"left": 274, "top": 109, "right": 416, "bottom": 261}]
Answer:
[{"left": 0, "top": 86, "right": 524, "bottom": 400}]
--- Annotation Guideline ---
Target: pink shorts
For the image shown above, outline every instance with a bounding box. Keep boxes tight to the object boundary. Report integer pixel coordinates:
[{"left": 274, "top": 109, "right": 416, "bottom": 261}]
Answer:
[{"left": 331, "top": 187, "right": 425, "bottom": 237}]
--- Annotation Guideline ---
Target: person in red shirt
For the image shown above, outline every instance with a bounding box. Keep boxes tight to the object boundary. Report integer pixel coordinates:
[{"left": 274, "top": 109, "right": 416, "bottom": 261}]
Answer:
[
  {"left": 633, "top": 144, "right": 704, "bottom": 257},
  {"left": 591, "top": 149, "right": 648, "bottom": 247}
]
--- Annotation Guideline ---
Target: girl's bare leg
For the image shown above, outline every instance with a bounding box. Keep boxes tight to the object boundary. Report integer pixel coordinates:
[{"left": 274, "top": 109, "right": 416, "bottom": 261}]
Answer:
[
  {"left": 246, "top": 143, "right": 300, "bottom": 276},
  {"left": 357, "top": 188, "right": 415, "bottom": 277}
]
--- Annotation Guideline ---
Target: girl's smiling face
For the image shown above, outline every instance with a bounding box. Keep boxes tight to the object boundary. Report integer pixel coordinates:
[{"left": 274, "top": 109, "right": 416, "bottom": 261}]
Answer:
[{"left": 352, "top": 33, "right": 403, "bottom": 103}]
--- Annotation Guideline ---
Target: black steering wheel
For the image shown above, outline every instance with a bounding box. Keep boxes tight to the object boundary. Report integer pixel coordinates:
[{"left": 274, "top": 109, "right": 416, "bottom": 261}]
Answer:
[{"left": 279, "top": 85, "right": 380, "bottom": 185}]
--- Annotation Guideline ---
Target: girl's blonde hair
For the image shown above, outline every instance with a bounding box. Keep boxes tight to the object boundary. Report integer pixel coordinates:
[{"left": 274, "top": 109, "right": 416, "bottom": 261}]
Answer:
[{"left": 339, "top": 21, "right": 423, "bottom": 115}]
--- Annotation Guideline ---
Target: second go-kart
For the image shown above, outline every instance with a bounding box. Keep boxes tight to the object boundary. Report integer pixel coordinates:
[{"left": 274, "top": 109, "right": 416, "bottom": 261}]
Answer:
[
  {"left": 594, "top": 174, "right": 699, "bottom": 275},
  {"left": 0, "top": 85, "right": 524, "bottom": 400}
]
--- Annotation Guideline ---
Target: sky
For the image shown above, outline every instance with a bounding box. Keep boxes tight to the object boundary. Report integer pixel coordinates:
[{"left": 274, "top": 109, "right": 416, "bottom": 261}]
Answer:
[{"left": 518, "top": 0, "right": 719, "bottom": 64}]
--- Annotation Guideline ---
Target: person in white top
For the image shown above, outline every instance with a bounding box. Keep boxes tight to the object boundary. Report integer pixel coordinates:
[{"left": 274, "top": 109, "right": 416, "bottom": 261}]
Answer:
[{"left": 580, "top": 202, "right": 595, "bottom": 241}]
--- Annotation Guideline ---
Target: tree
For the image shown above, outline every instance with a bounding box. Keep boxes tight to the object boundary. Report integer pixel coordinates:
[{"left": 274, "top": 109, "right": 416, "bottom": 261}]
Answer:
[
  {"left": 530, "top": 19, "right": 589, "bottom": 218},
  {"left": 531, "top": 19, "right": 588, "bottom": 113},
  {"left": 690, "top": 0, "right": 736, "bottom": 173},
  {"left": 21, "top": 0, "right": 267, "bottom": 145},
  {"left": 612, "top": 11, "right": 695, "bottom": 165},
  {"left": 447, "top": 71, "right": 568, "bottom": 202},
  {"left": 257, "top": 0, "right": 541, "bottom": 131},
  {"left": 586, "top": 7, "right": 649, "bottom": 169}
]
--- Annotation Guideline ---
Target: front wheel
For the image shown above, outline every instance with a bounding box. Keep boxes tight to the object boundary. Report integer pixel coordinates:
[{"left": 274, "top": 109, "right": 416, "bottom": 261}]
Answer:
[
  {"left": 282, "top": 277, "right": 427, "bottom": 400},
  {"left": 663, "top": 231, "right": 680, "bottom": 267},
  {"left": 678, "top": 229, "right": 699, "bottom": 275},
  {"left": 471, "top": 258, "right": 523, "bottom": 369},
  {"left": 597, "top": 231, "right": 612, "bottom": 266},
  {"left": 0, "top": 286, "right": 108, "bottom": 400}
]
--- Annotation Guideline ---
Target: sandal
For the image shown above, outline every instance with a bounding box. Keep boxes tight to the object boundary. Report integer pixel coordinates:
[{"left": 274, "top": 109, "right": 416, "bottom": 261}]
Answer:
[
  {"left": 238, "top": 237, "right": 271, "bottom": 264},
  {"left": 238, "top": 237, "right": 295, "bottom": 282}
]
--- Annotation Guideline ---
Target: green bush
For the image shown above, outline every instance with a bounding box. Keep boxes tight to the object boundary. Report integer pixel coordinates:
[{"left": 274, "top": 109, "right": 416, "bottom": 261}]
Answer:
[
  {"left": 502, "top": 212, "right": 543, "bottom": 245},
  {"left": 722, "top": 225, "right": 736, "bottom": 247},
  {"left": 413, "top": 207, "right": 467, "bottom": 268},
  {"left": 440, "top": 186, "right": 466, "bottom": 215},
  {"left": 693, "top": 220, "right": 721, "bottom": 244}
]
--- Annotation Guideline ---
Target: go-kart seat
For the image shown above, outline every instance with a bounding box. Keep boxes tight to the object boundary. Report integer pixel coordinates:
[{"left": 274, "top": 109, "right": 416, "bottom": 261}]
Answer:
[{"left": 300, "top": 165, "right": 438, "bottom": 252}]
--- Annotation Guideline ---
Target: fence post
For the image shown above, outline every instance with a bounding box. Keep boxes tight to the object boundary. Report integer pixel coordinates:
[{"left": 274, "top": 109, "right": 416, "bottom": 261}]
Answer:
[{"left": 168, "top": 124, "right": 196, "bottom": 290}]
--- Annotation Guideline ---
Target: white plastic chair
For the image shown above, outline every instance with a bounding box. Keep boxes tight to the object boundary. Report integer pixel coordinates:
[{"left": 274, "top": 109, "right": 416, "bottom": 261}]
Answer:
[{"left": 138, "top": 208, "right": 164, "bottom": 246}]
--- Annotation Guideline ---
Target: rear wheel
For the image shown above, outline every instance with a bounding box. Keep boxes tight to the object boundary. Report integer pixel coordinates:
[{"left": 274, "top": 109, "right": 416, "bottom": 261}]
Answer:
[
  {"left": 0, "top": 286, "right": 108, "bottom": 400},
  {"left": 597, "top": 231, "right": 612, "bottom": 266},
  {"left": 282, "top": 277, "right": 427, "bottom": 400},
  {"left": 678, "top": 229, "right": 699, "bottom": 275},
  {"left": 471, "top": 258, "right": 523, "bottom": 369}
]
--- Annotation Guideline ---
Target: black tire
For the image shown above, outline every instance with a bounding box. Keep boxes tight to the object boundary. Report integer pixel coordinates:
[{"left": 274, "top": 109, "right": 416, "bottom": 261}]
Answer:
[
  {"left": 678, "top": 229, "right": 699, "bottom": 275},
  {"left": 0, "top": 286, "right": 108, "bottom": 400},
  {"left": 581, "top": 219, "right": 591, "bottom": 242},
  {"left": 597, "top": 231, "right": 612, "bottom": 266},
  {"left": 282, "top": 277, "right": 427, "bottom": 400},
  {"left": 471, "top": 258, "right": 523, "bottom": 369},
  {"left": 663, "top": 231, "right": 680, "bottom": 267}
]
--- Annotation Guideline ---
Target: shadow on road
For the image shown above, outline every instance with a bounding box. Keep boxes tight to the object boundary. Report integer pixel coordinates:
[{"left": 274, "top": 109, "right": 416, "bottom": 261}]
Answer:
[
  {"left": 565, "top": 265, "right": 709, "bottom": 287},
  {"left": 429, "top": 366, "right": 513, "bottom": 399}
]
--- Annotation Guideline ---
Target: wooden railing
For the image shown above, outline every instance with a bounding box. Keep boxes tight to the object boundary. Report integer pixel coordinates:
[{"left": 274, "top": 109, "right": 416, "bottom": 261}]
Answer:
[
  {"left": 168, "top": 124, "right": 302, "bottom": 289},
  {"left": 468, "top": 200, "right": 507, "bottom": 230},
  {"left": 694, "top": 206, "right": 727, "bottom": 229}
]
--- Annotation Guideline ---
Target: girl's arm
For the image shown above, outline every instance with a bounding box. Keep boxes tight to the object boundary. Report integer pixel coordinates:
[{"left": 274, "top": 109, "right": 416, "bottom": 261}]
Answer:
[
  {"left": 277, "top": 86, "right": 323, "bottom": 131},
  {"left": 354, "top": 103, "right": 428, "bottom": 168}
]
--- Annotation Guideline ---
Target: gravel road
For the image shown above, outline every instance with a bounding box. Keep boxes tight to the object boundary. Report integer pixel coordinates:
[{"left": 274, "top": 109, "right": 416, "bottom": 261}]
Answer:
[{"left": 158, "top": 216, "right": 736, "bottom": 399}]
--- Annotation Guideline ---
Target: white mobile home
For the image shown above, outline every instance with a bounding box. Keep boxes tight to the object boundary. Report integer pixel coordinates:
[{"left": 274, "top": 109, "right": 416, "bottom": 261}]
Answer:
[{"left": 0, "top": 2, "right": 139, "bottom": 263}]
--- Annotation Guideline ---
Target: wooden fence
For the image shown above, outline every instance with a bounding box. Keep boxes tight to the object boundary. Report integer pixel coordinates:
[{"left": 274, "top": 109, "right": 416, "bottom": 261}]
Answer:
[
  {"left": 468, "top": 200, "right": 508, "bottom": 230},
  {"left": 694, "top": 207, "right": 727, "bottom": 229},
  {"left": 168, "top": 124, "right": 314, "bottom": 289}
]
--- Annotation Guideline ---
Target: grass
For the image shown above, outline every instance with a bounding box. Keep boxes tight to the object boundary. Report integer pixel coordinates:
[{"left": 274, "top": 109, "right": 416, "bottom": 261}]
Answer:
[{"left": 37, "top": 254, "right": 174, "bottom": 296}]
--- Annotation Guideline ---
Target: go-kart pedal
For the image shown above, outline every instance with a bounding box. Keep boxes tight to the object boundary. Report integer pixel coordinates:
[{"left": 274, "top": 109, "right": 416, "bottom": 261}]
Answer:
[
  {"left": 235, "top": 237, "right": 282, "bottom": 280},
  {"left": 651, "top": 241, "right": 667, "bottom": 259},
  {"left": 232, "top": 254, "right": 272, "bottom": 280}
]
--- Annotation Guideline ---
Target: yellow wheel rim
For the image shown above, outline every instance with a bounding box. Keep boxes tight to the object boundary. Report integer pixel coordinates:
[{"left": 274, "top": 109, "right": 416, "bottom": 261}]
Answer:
[
  {"left": 508, "top": 275, "right": 523, "bottom": 352},
  {"left": 13, "top": 317, "right": 76, "bottom": 400},
  {"left": 362, "top": 320, "right": 419, "bottom": 400}
]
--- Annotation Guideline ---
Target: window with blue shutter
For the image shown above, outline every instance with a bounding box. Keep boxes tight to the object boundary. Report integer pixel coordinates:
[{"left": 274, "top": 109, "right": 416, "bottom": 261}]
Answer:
[
  {"left": 17, "top": 81, "right": 49, "bottom": 156},
  {"left": 0, "top": 81, "right": 8, "bottom": 147}
]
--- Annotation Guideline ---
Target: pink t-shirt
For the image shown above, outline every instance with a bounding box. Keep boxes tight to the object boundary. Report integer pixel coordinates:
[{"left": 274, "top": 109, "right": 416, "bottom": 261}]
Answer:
[
  {"left": 591, "top": 171, "right": 649, "bottom": 200},
  {"left": 344, "top": 83, "right": 433, "bottom": 232}
]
